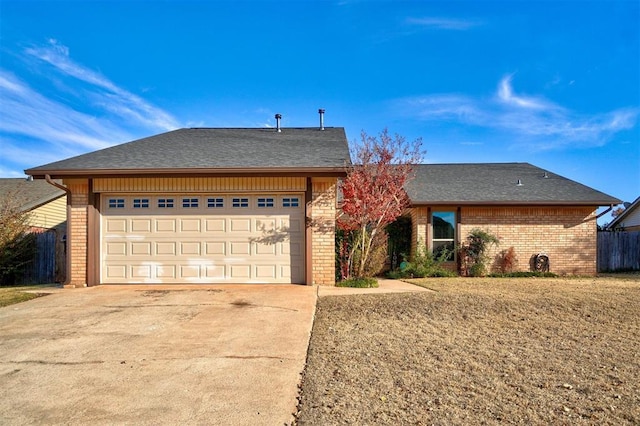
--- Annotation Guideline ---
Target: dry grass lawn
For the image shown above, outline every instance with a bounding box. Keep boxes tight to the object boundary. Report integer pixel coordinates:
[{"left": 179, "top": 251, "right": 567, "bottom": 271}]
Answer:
[{"left": 295, "top": 275, "right": 640, "bottom": 425}]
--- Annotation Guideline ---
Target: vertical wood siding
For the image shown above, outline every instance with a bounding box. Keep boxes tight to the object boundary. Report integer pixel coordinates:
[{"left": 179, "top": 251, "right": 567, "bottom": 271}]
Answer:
[
  {"left": 93, "top": 177, "right": 307, "bottom": 192},
  {"left": 17, "top": 231, "right": 57, "bottom": 284}
]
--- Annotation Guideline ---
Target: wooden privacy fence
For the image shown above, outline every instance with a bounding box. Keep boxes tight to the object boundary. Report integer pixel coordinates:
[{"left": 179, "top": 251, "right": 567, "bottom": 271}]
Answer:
[
  {"left": 18, "top": 230, "right": 57, "bottom": 284},
  {"left": 597, "top": 231, "right": 640, "bottom": 272}
]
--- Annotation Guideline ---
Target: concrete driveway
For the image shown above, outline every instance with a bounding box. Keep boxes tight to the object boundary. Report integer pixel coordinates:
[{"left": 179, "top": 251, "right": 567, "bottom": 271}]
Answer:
[{"left": 0, "top": 284, "right": 317, "bottom": 425}]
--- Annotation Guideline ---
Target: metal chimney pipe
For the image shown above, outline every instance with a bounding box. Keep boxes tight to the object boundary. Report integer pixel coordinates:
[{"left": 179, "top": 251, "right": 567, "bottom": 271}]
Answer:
[
  {"left": 275, "top": 113, "right": 282, "bottom": 132},
  {"left": 318, "top": 108, "right": 325, "bottom": 130}
]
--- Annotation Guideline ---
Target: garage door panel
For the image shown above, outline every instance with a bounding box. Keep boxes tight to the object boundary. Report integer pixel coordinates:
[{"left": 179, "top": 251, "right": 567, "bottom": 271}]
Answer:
[
  {"left": 156, "top": 242, "right": 177, "bottom": 255},
  {"left": 230, "top": 241, "right": 251, "bottom": 255},
  {"left": 284, "top": 218, "right": 304, "bottom": 233},
  {"left": 204, "top": 242, "right": 225, "bottom": 255},
  {"left": 205, "top": 219, "right": 225, "bottom": 232},
  {"left": 256, "top": 218, "right": 277, "bottom": 232},
  {"left": 179, "top": 265, "right": 201, "bottom": 279},
  {"left": 180, "top": 219, "right": 201, "bottom": 232},
  {"left": 283, "top": 242, "right": 303, "bottom": 256},
  {"left": 230, "top": 218, "right": 251, "bottom": 232},
  {"left": 106, "top": 242, "right": 127, "bottom": 256},
  {"left": 131, "top": 219, "right": 152, "bottom": 233},
  {"left": 131, "top": 264, "right": 152, "bottom": 279},
  {"left": 106, "top": 218, "right": 127, "bottom": 233},
  {"left": 105, "top": 265, "right": 127, "bottom": 279},
  {"left": 131, "top": 242, "right": 152, "bottom": 255},
  {"left": 156, "top": 219, "right": 176, "bottom": 232},
  {"left": 180, "top": 242, "right": 201, "bottom": 255},
  {"left": 230, "top": 265, "right": 251, "bottom": 279},
  {"left": 255, "top": 265, "right": 277, "bottom": 279},
  {"left": 156, "top": 265, "right": 177, "bottom": 279},
  {"left": 102, "top": 193, "right": 304, "bottom": 284},
  {"left": 256, "top": 243, "right": 276, "bottom": 255},
  {"left": 204, "top": 264, "right": 225, "bottom": 279}
]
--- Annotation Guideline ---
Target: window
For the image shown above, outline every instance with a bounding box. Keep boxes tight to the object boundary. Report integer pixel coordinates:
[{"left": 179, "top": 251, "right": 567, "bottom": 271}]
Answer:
[
  {"left": 182, "top": 198, "right": 199, "bottom": 208},
  {"left": 207, "top": 198, "right": 224, "bottom": 208},
  {"left": 432, "top": 211, "right": 455, "bottom": 261},
  {"left": 133, "top": 198, "right": 149, "bottom": 208},
  {"left": 158, "top": 198, "right": 174, "bottom": 208},
  {"left": 283, "top": 197, "right": 299, "bottom": 208},
  {"left": 232, "top": 198, "right": 249, "bottom": 208},
  {"left": 108, "top": 198, "right": 125, "bottom": 208},
  {"left": 257, "top": 197, "right": 274, "bottom": 208}
]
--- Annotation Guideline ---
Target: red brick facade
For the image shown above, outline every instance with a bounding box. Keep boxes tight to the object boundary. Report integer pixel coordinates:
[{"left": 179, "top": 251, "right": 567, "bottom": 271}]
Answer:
[
  {"left": 65, "top": 179, "right": 89, "bottom": 288},
  {"left": 462, "top": 206, "right": 598, "bottom": 275},
  {"left": 411, "top": 205, "right": 599, "bottom": 276},
  {"left": 311, "top": 178, "right": 337, "bottom": 285}
]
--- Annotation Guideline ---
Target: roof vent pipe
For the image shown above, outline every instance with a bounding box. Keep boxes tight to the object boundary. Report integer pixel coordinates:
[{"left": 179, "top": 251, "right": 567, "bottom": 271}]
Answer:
[
  {"left": 275, "top": 113, "right": 282, "bottom": 132},
  {"left": 318, "top": 108, "right": 325, "bottom": 130},
  {"left": 516, "top": 179, "right": 523, "bottom": 186}
]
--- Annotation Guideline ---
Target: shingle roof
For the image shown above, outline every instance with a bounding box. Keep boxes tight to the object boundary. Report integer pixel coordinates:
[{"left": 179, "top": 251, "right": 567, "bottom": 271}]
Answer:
[
  {"left": 405, "top": 163, "right": 621, "bottom": 206},
  {"left": 26, "top": 127, "right": 351, "bottom": 177},
  {"left": 0, "top": 178, "right": 66, "bottom": 211}
]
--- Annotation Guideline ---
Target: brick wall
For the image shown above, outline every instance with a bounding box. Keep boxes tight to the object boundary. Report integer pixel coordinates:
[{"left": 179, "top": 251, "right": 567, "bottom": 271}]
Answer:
[
  {"left": 65, "top": 180, "right": 89, "bottom": 288},
  {"left": 410, "top": 207, "right": 428, "bottom": 259},
  {"left": 311, "top": 178, "right": 337, "bottom": 285},
  {"left": 461, "top": 206, "right": 598, "bottom": 275}
]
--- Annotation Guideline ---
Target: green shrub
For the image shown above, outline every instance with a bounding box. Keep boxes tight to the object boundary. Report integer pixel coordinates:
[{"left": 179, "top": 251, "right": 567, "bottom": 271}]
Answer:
[
  {"left": 459, "top": 228, "right": 499, "bottom": 277},
  {"left": 336, "top": 277, "right": 379, "bottom": 288},
  {"left": 388, "top": 245, "right": 456, "bottom": 278}
]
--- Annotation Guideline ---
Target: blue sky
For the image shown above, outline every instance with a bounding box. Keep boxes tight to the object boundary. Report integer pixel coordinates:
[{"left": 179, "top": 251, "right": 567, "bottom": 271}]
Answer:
[{"left": 1, "top": 0, "right": 638, "bottom": 223}]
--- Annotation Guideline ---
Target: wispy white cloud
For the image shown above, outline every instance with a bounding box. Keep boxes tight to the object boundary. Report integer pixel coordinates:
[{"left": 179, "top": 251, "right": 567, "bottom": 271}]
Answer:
[
  {"left": 395, "top": 75, "right": 638, "bottom": 150},
  {"left": 25, "top": 39, "right": 179, "bottom": 130},
  {"left": 0, "top": 39, "right": 180, "bottom": 176},
  {"left": 0, "top": 70, "right": 123, "bottom": 150},
  {"left": 496, "top": 74, "right": 560, "bottom": 110},
  {"left": 406, "top": 17, "right": 482, "bottom": 30}
]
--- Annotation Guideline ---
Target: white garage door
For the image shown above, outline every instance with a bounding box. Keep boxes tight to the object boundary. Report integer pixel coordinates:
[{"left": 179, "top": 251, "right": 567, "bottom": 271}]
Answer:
[{"left": 101, "top": 194, "right": 305, "bottom": 284}]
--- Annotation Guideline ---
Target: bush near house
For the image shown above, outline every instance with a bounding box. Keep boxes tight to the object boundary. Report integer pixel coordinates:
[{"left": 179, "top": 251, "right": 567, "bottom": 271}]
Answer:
[{"left": 0, "top": 190, "right": 37, "bottom": 286}]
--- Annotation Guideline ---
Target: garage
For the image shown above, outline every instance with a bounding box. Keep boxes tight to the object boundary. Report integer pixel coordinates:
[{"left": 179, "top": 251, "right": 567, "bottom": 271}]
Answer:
[
  {"left": 26, "top": 126, "right": 348, "bottom": 287},
  {"left": 101, "top": 193, "right": 305, "bottom": 284}
]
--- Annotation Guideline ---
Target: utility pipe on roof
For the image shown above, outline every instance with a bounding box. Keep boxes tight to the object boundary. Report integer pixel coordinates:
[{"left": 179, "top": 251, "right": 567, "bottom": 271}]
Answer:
[
  {"left": 275, "top": 113, "right": 282, "bottom": 132},
  {"left": 319, "top": 108, "right": 325, "bottom": 130}
]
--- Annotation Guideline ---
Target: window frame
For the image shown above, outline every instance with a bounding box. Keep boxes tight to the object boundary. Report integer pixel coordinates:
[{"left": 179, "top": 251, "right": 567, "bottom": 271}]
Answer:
[{"left": 431, "top": 210, "right": 456, "bottom": 262}]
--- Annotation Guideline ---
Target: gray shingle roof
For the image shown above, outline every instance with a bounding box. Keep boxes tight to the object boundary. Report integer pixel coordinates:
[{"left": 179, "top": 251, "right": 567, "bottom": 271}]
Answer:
[
  {"left": 0, "top": 178, "right": 66, "bottom": 211},
  {"left": 405, "top": 163, "right": 621, "bottom": 206},
  {"left": 26, "top": 127, "right": 350, "bottom": 176}
]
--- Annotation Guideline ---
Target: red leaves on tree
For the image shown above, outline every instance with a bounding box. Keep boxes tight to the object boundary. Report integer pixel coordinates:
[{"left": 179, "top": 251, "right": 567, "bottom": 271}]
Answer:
[
  {"left": 338, "top": 129, "right": 422, "bottom": 232},
  {"left": 337, "top": 129, "right": 423, "bottom": 279}
]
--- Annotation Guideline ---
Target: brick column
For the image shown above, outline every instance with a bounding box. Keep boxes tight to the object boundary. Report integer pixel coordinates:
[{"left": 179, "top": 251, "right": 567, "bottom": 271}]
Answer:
[
  {"left": 65, "top": 180, "right": 89, "bottom": 288},
  {"left": 311, "top": 178, "right": 337, "bottom": 285},
  {"left": 410, "top": 207, "right": 428, "bottom": 260}
]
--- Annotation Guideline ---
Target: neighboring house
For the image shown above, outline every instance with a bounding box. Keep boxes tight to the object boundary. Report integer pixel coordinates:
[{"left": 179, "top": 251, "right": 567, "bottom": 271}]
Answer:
[
  {"left": 0, "top": 178, "right": 67, "bottom": 283},
  {"left": 25, "top": 121, "right": 620, "bottom": 287},
  {"left": 605, "top": 196, "right": 640, "bottom": 231},
  {"left": 0, "top": 178, "right": 67, "bottom": 231},
  {"left": 404, "top": 164, "right": 620, "bottom": 276}
]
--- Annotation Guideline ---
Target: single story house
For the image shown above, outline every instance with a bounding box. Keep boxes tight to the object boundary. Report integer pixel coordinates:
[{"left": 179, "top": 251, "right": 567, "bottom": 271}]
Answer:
[
  {"left": 404, "top": 164, "right": 620, "bottom": 275},
  {"left": 25, "top": 121, "right": 620, "bottom": 287},
  {"left": 605, "top": 196, "right": 640, "bottom": 231}
]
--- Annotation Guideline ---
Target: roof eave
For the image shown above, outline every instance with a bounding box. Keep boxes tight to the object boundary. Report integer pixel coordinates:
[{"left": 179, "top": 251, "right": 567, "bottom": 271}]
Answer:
[
  {"left": 409, "top": 199, "right": 621, "bottom": 207},
  {"left": 25, "top": 167, "right": 348, "bottom": 179}
]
